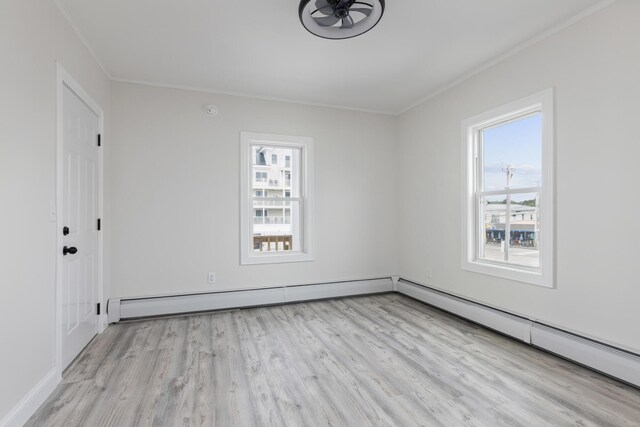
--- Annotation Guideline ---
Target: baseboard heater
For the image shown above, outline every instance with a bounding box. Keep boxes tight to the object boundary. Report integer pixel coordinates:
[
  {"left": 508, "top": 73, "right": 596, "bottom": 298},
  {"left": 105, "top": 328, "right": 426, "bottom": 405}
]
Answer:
[
  {"left": 397, "top": 279, "right": 640, "bottom": 388},
  {"left": 107, "top": 277, "right": 393, "bottom": 323}
]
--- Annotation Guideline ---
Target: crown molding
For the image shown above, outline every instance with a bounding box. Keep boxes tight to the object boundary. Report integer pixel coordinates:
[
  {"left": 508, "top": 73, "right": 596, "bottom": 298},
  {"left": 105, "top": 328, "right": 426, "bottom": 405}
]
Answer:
[
  {"left": 110, "top": 77, "right": 396, "bottom": 116},
  {"left": 52, "top": 0, "right": 112, "bottom": 80},
  {"left": 52, "top": 0, "right": 618, "bottom": 116},
  {"left": 396, "top": 0, "right": 618, "bottom": 115}
]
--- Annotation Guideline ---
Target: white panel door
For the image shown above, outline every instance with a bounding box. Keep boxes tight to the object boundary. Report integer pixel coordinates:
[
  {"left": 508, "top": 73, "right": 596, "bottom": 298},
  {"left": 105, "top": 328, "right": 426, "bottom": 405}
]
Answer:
[{"left": 61, "top": 84, "right": 99, "bottom": 369}]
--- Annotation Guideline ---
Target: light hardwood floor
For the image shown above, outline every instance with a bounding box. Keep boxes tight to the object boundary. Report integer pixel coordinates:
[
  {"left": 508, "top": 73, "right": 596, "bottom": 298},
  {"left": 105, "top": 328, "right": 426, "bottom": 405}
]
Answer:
[{"left": 27, "top": 294, "right": 640, "bottom": 426}]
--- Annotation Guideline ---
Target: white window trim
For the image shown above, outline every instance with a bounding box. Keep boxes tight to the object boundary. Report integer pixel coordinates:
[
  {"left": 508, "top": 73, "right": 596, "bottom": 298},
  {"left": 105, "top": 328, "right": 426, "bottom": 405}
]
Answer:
[
  {"left": 240, "top": 132, "right": 315, "bottom": 265},
  {"left": 461, "top": 89, "right": 555, "bottom": 288}
]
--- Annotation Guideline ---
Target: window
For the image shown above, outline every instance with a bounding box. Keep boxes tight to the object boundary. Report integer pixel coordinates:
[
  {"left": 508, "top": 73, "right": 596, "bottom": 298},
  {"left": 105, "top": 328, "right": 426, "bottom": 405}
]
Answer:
[
  {"left": 241, "top": 132, "right": 314, "bottom": 264},
  {"left": 255, "top": 172, "right": 267, "bottom": 183},
  {"left": 462, "top": 89, "right": 554, "bottom": 287},
  {"left": 256, "top": 149, "right": 266, "bottom": 165}
]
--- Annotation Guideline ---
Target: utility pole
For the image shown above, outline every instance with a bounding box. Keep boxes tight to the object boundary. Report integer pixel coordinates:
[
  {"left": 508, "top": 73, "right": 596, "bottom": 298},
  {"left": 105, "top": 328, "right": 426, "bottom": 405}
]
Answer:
[{"left": 503, "top": 165, "right": 515, "bottom": 262}]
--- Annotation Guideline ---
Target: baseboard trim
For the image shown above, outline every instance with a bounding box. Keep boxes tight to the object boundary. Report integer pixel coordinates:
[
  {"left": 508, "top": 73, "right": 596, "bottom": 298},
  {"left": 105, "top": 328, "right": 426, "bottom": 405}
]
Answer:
[
  {"left": 108, "top": 278, "right": 393, "bottom": 322},
  {"left": 397, "top": 279, "right": 532, "bottom": 343},
  {"left": 531, "top": 323, "right": 640, "bottom": 388},
  {"left": 0, "top": 368, "right": 58, "bottom": 427},
  {"left": 9, "top": 276, "right": 638, "bottom": 426},
  {"left": 397, "top": 278, "right": 640, "bottom": 388}
]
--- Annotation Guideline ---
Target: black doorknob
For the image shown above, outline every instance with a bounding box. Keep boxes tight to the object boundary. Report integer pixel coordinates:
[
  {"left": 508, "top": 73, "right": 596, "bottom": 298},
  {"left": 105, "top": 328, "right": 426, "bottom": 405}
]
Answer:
[{"left": 63, "top": 246, "right": 78, "bottom": 255}]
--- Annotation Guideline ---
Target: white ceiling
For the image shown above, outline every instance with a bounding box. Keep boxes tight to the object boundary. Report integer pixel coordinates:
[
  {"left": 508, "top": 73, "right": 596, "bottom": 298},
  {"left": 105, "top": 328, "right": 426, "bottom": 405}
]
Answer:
[{"left": 56, "top": 0, "right": 606, "bottom": 114}]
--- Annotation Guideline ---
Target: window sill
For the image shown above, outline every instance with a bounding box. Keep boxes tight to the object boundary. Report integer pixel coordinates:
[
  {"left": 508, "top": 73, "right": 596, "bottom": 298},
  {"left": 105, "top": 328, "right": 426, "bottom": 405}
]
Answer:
[
  {"left": 241, "top": 251, "right": 314, "bottom": 265},
  {"left": 461, "top": 259, "right": 553, "bottom": 288}
]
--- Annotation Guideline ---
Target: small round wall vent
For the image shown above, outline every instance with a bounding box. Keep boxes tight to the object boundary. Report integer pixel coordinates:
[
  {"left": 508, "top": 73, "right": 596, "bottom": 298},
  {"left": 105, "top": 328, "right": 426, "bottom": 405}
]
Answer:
[{"left": 204, "top": 104, "right": 218, "bottom": 117}]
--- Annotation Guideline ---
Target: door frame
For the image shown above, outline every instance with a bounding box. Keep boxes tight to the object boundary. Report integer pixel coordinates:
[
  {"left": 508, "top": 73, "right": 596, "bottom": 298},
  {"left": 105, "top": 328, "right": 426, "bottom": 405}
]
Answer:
[{"left": 55, "top": 63, "right": 105, "bottom": 380}]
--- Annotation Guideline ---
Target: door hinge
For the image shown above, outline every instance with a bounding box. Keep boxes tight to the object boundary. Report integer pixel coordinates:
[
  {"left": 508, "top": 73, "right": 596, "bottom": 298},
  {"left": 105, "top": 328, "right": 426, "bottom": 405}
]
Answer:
[
  {"left": 97, "top": 218, "right": 101, "bottom": 231},
  {"left": 97, "top": 303, "right": 101, "bottom": 315},
  {"left": 97, "top": 134, "right": 101, "bottom": 147}
]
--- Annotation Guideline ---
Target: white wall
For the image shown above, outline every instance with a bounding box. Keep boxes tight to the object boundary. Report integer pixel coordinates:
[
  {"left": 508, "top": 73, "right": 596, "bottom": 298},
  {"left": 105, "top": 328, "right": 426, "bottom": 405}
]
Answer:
[
  {"left": 397, "top": 0, "right": 640, "bottom": 353},
  {"left": 109, "top": 82, "right": 398, "bottom": 298},
  {"left": 0, "top": 0, "right": 111, "bottom": 420}
]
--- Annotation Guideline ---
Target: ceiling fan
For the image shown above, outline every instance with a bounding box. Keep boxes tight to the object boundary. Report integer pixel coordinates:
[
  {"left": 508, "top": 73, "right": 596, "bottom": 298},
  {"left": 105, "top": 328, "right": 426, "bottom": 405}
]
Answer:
[{"left": 299, "top": 0, "right": 385, "bottom": 40}]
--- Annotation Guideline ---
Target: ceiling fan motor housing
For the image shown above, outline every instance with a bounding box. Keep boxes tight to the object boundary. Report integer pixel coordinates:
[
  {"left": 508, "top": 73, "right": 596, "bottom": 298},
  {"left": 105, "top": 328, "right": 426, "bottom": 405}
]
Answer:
[
  {"left": 334, "top": 1, "right": 356, "bottom": 18},
  {"left": 299, "top": 0, "right": 385, "bottom": 40}
]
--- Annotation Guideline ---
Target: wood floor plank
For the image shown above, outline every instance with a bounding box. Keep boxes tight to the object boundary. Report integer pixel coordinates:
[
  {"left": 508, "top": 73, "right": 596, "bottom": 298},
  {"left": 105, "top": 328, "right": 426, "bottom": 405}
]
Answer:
[
  {"left": 274, "top": 304, "right": 400, "bottom": 426},
  {"left": 347, "top": 296, "right": 627, "bottom": 426},
  {"left": 206, "top": 311, "right": 257, "bottom": 427},
  {"left": 242, "top": 310, "right": 329, "bottom": 426},
  {"left": 266, "top": 305, "right": 369, "bottom": 425},
  {"left": 27, "top": 294, "right": 640, "bottom": 427},
  {"left": 383, "top": 296, "right": 640, "bottom": 424}
]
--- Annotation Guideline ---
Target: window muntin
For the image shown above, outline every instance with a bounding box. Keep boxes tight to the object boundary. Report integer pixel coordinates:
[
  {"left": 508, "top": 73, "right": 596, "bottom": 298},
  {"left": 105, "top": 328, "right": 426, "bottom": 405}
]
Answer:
[
  {"left": 462, "top": 89, "right": 553, "bottom": 287},
  {"left": 240, "top": 133, "right": 314, "bottom": 264}
]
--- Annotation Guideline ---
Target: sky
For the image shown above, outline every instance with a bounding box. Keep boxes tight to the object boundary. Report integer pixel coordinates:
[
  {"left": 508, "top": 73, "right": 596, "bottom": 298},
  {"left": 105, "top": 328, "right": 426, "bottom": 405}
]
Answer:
[{"left": 482, "top": 113, "right": 542, "bottom": 192}]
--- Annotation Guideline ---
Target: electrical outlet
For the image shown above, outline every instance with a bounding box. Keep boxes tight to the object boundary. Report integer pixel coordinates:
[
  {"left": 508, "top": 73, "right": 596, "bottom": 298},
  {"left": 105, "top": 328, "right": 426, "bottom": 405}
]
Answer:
[
  {"left": 426, "top": 268, "right": 433, "bottom": 279},
  {"left": 207, "top": 272, "right": 216, "bottom": 284}
]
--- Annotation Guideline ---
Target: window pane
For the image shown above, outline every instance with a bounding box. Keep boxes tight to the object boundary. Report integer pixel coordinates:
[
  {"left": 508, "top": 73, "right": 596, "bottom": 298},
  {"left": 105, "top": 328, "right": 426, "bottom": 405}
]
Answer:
[
  {"left": 480, "top": 193, "right": 539, "bottom": 267},
  {"left": 252, "top": 146, "right": 301, "bottom": 196},
  {"left": 482, "top": 113, "right": 542, "bottom": 191},
  {"left": 252, "top": 199, "right": 300, "bottom": 253},
  {"left": 250, "top": 144, "right": 303, "bottom": 254}
]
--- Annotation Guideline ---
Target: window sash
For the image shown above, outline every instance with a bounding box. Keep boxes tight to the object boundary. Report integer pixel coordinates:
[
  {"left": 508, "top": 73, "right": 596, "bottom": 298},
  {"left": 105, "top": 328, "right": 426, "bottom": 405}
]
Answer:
[
  {"left": 472, "top": 112, "right": 544, "bottom": 271},
  {"left": 474, "top": 189, "right": 540, "bottom": 260},
  {"left": 474, "top": 111, "right": 542, "bottom": 194},
  {"left": 251, "top": 198, "right": 304, "bottom": 251}
]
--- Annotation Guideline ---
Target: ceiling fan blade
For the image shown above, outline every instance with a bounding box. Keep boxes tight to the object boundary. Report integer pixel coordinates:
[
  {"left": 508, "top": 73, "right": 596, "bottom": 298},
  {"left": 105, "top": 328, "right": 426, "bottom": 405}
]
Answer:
[
  {"left": 315, "top": 14, "right": 340, "bottom": 27},
  {"left": 348, "top": 7, "right": 372, "bottom": 16},
  {"left": 341, "top": 15, "right": 354, "bottom": 29},
  {"left": 314, "top": 0, "right": 333, "bottom": 13}
]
